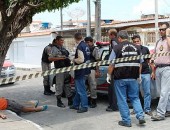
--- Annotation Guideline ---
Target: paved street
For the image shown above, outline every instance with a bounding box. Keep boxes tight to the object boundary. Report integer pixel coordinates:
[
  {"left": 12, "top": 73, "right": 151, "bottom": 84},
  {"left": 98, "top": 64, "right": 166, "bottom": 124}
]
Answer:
[{"left": 0, "top": 70, "right": 170, "bottom": 130}]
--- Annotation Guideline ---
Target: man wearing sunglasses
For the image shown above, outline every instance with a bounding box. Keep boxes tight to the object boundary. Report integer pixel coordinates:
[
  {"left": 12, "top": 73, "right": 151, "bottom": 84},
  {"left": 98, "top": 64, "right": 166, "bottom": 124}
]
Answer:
[{"left": 151, "top": 22, "right": 170, "bottom": 121}]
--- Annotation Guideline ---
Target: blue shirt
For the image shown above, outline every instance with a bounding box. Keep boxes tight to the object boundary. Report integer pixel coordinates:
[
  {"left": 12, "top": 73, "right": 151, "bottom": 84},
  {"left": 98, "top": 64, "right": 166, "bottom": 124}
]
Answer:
[{"left": 109, "top": 50, "right": 116, "bottom": 65}]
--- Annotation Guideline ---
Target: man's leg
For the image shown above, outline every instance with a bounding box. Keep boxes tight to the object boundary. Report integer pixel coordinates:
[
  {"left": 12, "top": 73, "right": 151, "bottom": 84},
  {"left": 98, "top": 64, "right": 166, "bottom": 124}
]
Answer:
[
  {"left": 55, "top": 73, "right": 65, "bottom": 108},
  {"left": 114, "top": 80, "right": 131, "bottom": 126},
  {"left": 71, "top": 79, "right": 81, "bottom": 109},
  {"left": 141, "top": 74, "right": 152, "bottom": 115},
  {"left": 75, "top": 77, "right": 88, "bottom": 113},
  {"left": 88, "top": 70, "right": 97, "bottom": 108},
  {"left": 106, "top": 75, "right": 118, "bottom": 111},
  {"left": 154, "top": 67, "right": 170, "bottom": 119},
  {"left": 42, "top": 62, "right": 54, "bottom": 95},
  {"left": 7, "top": 99, "right": 48, "bottom": 114},
  {"left": 22, "top": 105, "right": 48, "bottom": 112},
  {"left": 128, "top": 80, "right": 145, "bottom": 124},
  {"left": 64, "top": 72, "right": 73, "bottom": 106}
]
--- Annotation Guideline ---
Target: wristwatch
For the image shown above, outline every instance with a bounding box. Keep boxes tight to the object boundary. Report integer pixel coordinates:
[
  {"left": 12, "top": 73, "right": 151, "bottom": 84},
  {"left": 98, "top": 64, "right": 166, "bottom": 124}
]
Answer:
[{"left": 166, "top": 34, "right": 170, "bottom": 37}]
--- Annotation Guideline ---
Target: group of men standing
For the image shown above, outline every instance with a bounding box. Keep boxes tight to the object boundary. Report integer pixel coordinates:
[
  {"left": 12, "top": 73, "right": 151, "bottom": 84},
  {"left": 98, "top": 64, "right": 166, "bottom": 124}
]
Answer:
[
  {"left": 41, "top": 21, "right": 170, "bottom": 127},
  {"left": 106, "top": 22, "right": 170, "bottom": 127},
  {"left": 41, "top": 33, "right": 100, "bottom": 113}
]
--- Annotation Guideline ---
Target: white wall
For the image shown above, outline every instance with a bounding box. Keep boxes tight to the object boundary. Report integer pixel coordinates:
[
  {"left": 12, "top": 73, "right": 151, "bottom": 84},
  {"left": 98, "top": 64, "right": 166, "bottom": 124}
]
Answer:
[
  {"left": 8, "top": 34, "right": 55, "bottom": 66},
  {"left": 24, "top": 35, "right": 50, "bottom": 65}
]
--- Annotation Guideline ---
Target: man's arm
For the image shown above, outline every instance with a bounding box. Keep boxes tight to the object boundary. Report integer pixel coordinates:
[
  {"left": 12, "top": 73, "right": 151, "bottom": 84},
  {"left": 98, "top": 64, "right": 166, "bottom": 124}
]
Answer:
[
  {"left": 108, "top": 64, "right": 114, "bottom": 75},
  {"left": 106, "top": 50, "right": 116, "bottom": 83},
  {"left": 150, "top": 62, "right": 155, "bottom": 80},
  {"left": 48, "top": 57, "right": 66, "bottom": 62},
  {"left": 48, "top": 47, "right": 66, "bottom": 62},
  {"left": 74, "top": 49, "right": 84, "bottom": 64}
]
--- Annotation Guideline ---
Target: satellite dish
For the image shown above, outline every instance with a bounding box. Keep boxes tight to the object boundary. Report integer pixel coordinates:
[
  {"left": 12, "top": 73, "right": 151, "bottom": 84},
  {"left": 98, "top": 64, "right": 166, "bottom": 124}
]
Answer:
[{"left": 67, "top": 7, "right": 85, "bottom": 20}]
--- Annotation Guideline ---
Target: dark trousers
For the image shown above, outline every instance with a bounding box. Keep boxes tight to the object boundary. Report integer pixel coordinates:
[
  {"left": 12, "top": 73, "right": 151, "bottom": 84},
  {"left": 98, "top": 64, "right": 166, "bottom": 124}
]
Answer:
[{"left": 108, "top": 75, "right": 118, "bottom": 110}]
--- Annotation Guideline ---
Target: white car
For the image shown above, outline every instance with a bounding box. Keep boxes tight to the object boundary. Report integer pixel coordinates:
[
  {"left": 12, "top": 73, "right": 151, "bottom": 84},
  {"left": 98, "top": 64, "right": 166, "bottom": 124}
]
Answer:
[{"left": 0, "top": 60, "right": 16, "bottom": 84}]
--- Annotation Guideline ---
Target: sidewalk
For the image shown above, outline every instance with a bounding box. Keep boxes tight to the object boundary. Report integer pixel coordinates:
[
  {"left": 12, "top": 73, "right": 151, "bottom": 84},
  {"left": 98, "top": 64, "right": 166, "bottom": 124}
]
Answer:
[
  {"left": 0, "top": 110, "right": 43, "bottom": 130},
  {"left": 14, "top": 63, "right": 41, "bottom": 71}
]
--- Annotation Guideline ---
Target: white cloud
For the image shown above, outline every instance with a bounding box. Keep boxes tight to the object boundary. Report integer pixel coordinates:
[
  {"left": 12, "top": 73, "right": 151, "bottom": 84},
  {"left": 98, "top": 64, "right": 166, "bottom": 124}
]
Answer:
[
  {"left": 133, "top": 0, "right": 166, "bottom": 15},
  {"left": 133, "top": 0, "right": 155, "bottom": 15}
]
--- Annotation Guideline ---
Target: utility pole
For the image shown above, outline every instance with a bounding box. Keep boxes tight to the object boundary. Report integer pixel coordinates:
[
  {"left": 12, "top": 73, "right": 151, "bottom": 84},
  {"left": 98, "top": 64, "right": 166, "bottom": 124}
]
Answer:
[
  {"left": 155, "top": 0, "right": 159, "bottom": 42},
  {"left": 94, "top": 0, "right": 101, "bottom": 41},
  {"left": 86, "top": 0, "right": 91, "bottom": 36},
  {"left": 60, "top": 7, "right": 63, "bottom": 36}
]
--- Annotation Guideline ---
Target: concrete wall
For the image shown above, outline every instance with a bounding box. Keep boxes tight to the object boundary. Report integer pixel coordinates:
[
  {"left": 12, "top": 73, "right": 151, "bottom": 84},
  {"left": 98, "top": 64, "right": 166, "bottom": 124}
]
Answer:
[{"left": 7, "top": 34, "right": 56, "bottom": 66}]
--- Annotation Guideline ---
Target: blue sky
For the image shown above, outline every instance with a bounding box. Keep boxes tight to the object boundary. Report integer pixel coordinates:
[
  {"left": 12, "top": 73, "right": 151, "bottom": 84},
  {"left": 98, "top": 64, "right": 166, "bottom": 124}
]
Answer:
[{"left": 33, "top": 0, "right": 170, "bottom": 27}]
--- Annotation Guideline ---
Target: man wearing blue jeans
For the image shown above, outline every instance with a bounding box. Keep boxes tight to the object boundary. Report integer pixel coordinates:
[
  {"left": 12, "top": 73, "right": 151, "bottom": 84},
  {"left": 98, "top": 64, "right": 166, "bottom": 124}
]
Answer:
[
  {"left": 107, "top": 30, "right": 145, "bottom": 127},
  {"left": 132, "top": 34, "right": 154, "bottom": 116},
  {"left": 70, "top": 33, "right": 91, "bottom": 113}
]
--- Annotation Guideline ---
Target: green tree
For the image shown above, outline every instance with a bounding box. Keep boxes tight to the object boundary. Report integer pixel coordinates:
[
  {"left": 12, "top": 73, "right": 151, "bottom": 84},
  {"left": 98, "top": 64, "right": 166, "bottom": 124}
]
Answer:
[{"left": 0, "top": 0, "right": 80, "bottom": 73}]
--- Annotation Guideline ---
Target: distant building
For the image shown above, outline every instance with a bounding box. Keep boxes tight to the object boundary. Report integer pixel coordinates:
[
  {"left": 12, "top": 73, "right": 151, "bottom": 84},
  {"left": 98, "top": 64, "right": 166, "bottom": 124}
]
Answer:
[{"left": 7, "top": 14, "right": 170, "bottom": 67}]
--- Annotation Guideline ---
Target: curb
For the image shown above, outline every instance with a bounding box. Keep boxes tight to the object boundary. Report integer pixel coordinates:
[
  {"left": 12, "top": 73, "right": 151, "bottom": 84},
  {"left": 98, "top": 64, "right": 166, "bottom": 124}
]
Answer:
[{"left": 1, "top": 110, "right": 43, "bottom": 130}]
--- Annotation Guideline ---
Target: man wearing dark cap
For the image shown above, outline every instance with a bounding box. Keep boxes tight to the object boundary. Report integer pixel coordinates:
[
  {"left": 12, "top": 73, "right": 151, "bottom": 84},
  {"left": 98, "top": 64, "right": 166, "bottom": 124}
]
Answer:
[
  {"left": 41, "top": 41, "right": 55, "bottom": 95},
  {"left": 107, "top": 30, "right": 145, "bottom": 127}
]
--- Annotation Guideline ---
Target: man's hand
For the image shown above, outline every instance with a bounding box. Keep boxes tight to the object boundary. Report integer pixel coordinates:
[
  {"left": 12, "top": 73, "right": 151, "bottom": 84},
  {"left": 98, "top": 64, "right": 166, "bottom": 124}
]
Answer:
[
  {"left": 137, "top": 74, "right": 142, "bottom": 84},
  {"left": 151, "top": 72, "right": 155, "bottom": 80},
  {"left": 0, "top": 114, "right": 7, "bottom": 119},
  {"left": 106, "top": 73, "right": 111, "bottom": 84},
  {"left": 166, "top": 28, "right": 170, "bottom": 36}
]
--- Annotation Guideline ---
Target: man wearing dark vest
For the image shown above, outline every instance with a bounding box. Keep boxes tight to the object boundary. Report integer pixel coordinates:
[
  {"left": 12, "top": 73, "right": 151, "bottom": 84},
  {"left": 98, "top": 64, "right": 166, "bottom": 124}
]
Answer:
[
  {"left": 107, "top": 30, "right": 145, "bottom": 127},
  {"left": 41, "top": 42, "right": 55, "bottom": 95},
  {"left": 70, "top": 33, "right": 91, "bottom": 113},
  {"left": 48, "top": 36, "right": 73, "bottom": 108},
  {"left": 84, "top": 36, "right": 100, "bottom": 108},
  {"left": 106, "top": 29, "right": 119, "bottom": 112}
]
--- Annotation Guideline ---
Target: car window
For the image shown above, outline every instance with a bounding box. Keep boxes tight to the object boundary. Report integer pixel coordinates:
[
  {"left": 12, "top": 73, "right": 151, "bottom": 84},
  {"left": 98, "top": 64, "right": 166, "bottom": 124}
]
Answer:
[{"left": 101, "top": 50, "right": 109, "bottom": 60}]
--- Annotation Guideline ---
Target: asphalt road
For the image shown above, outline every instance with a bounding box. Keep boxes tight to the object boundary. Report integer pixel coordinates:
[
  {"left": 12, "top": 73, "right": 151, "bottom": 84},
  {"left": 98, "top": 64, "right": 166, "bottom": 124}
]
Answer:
[{"left": 0, "top": 70, "right": 170, "bottom": 130}]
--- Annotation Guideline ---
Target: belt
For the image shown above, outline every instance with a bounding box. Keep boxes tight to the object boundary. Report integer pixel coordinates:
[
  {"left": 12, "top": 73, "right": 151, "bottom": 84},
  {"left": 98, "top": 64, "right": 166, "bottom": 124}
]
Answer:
[{"left": 156, "top": 64, "right": 170, "bottom": 68}]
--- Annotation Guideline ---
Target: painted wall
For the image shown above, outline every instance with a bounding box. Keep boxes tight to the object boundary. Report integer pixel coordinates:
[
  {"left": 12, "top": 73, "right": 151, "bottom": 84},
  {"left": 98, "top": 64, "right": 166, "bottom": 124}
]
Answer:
[{"left": 7, "top": 33, "right": 56, "bottom": 66}]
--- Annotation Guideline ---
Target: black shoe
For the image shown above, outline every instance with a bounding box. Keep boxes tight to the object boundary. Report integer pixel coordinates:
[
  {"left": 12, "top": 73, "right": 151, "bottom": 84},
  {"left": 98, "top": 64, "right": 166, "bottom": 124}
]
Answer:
[
  {"left": 68, "top": 96, "right": 73, "bottom": 106},
  {"left": 90, "top": 99, "right": 97, "bottom": 108},
  {"left": 118, "top": 121, "right": 132, "bottom": 127},
  {"left": 57, "top": 101, "right": 65, "bottom": 108},
  {"left": 49, "top": 90, "right": 55, "bottom": 95},
  {"left": 57, "top": 96, "right": 65, "bottom": 108},
  {"left": 106, "top": 106, "right": 118, "bottom": 112},
  {"left": 139, "top": 118, "right": 146, "bottom": 124},
  {"left": 69, "top": 105, "right": 79, "bottom": 110},
  {"left": 77, "top": 108, "right": 88, "bottom": 113},
  {"left": 44, "top": 91, "right": 51, "bottom": 95}
]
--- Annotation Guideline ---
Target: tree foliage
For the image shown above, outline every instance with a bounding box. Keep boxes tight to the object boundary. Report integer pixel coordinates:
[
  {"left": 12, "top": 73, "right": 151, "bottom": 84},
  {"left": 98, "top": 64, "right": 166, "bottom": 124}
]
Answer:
[{"left": 0, "top": 0, "right": 80, "bottom": 73}]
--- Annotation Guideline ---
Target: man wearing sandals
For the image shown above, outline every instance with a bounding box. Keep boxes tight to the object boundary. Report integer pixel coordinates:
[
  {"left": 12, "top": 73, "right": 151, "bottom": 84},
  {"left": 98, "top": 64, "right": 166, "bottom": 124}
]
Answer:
[{"left": 0, "top": 97, "right": 48, "bottom": 118}]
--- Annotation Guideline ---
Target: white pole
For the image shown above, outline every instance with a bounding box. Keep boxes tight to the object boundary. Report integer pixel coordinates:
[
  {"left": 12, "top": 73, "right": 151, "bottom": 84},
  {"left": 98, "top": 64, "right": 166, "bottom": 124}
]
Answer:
[
  {"left": 94, "top": 0, "right": 101, "bottom": 41},
  {"left": 87, "top": 0, "right": 91, "bottom": 36},
  {"left": 155, "top": 0, "right": 159, "bottom": 42}
]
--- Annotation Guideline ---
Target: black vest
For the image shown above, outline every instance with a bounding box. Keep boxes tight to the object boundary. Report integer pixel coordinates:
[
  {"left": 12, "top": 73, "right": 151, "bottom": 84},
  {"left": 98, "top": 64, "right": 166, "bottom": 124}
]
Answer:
[
  {"left": 41, "top": 44, "right": 52, "bottom": 63},
  {"left": 53, "top": 45, "right": 71, "bottom": 69},
  {"left": 113, "top": 41, "right": 140, "bottom": 79}
]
